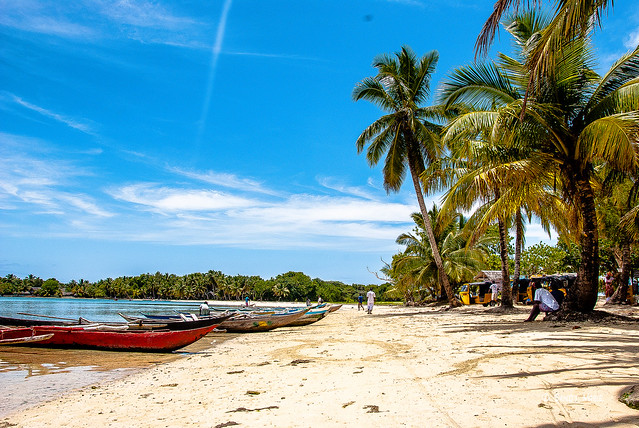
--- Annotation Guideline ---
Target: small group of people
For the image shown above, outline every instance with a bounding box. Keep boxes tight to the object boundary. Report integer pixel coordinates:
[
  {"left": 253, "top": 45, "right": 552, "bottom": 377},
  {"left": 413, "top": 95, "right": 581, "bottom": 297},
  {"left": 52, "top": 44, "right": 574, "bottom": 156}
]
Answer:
[
  {"left": 357, "top": 289, "right": 375, "bottom": 314},
  {"left": 524, "top": 280, "right": 564, "bottom": 322}
]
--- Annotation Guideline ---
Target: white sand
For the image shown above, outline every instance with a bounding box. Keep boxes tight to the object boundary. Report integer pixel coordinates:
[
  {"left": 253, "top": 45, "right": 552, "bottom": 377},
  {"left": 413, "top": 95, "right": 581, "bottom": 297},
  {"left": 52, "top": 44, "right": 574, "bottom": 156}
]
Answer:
[{"left": 3, "top": 303, "right": 639, "bottom": 427}]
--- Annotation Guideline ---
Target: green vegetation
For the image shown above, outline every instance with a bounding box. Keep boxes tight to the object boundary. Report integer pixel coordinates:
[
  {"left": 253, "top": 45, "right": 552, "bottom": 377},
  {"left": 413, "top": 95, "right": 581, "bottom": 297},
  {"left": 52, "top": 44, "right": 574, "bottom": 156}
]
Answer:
[
  {"left": 356, "top": 2, "right": 639, "bottom": 313},
  {"left": 0, "top": 270, "right": 391, "bottom": 303}
]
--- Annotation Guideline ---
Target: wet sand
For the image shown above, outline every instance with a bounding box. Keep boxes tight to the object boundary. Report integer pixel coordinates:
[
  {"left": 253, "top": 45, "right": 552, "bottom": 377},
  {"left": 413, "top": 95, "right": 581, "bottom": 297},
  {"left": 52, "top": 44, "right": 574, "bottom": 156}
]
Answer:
[
  {"left": 0, "top": 331, "right": 236, "bottom": 418},
  {"left": 3, "top": 302, "right": 639, "bottom": 427}
]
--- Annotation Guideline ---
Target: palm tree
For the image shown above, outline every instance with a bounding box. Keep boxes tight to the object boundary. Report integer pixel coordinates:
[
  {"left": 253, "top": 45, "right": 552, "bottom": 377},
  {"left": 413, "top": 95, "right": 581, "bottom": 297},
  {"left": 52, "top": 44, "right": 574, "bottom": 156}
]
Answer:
[
  {"left": 475, "top": 0, "right": 613, "bottom": 72},
  {"left": 353, "top": 45, "right": 459, "bottom": 307},
  {"left": 442, "top": 11, "right": 639, "bottom": 312}
]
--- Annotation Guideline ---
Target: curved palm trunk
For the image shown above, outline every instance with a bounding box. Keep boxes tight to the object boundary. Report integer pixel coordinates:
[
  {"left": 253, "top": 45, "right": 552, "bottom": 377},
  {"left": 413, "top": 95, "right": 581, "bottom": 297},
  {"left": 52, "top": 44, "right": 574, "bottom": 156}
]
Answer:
[
  {"left": 566, "top": 174, "right": 599, "bottom": 312},
  {"left": 407, "top": 162, "right": 458, "bottom": 306}
]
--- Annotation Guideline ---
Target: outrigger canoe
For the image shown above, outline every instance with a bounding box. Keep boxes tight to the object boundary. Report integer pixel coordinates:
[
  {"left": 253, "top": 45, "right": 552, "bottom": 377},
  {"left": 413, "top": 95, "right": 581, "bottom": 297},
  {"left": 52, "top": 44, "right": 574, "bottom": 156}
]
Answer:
[
  {"left": 286, "top": 306, "right": 331, "bottom": 326},
  {"left": 218, "top": 307, "right": 310, "bottom": 333},
  {"left": 19, "top": 324, "right": 219, "bottom": 352},
  {"left": 0, "top": 327, "right": 54, "bottom": 345}
]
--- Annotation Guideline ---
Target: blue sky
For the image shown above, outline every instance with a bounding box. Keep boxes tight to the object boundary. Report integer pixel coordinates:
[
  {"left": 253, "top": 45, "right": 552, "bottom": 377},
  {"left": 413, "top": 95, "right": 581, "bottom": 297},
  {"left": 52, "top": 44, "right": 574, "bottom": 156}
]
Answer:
[{"left": 1, "top": 0, "right": 637, "bottom": 285}]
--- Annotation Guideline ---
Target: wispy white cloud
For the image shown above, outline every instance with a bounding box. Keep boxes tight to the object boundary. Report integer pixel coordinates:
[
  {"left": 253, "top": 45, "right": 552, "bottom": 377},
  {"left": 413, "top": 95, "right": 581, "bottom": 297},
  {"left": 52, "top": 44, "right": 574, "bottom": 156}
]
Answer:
[
  {"left": 169, "top": 167, "right": 279, "bottom": 195},
  {"left": 0, "top": 0, "right": 203, "bottom": 47},
  {"left": 0, "top": 138, "right": 416, "bottom": 251},
  {"left": 625, "top": 29, "right": 639, "bottom": 49},
  {"left": 58, "top": 194, "right": 113, "bottom": 218},
  {"left": 6, "top": 93, "right": 95, "bottom": 134},
  {"left": 0, "top": 133, "right": 113, "bottom": 218},
  {"left": 96, "top": 0, "right": 197, "bottom": 29},
  {"left": 317, "top": 176, "right": 379, "bottom": 200},
  {"left": 109, "top": 183, "right": 255, "bottom": 212},
  {"left": 0, "top": 1, "right": 96, "bottom": 38}
]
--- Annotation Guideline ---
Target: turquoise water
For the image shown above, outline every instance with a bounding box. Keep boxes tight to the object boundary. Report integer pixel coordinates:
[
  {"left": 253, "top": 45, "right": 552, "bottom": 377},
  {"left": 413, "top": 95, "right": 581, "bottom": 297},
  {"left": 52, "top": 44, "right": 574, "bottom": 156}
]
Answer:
[{"left": 0, "top": 296, "right": 203, "bottom": 323}]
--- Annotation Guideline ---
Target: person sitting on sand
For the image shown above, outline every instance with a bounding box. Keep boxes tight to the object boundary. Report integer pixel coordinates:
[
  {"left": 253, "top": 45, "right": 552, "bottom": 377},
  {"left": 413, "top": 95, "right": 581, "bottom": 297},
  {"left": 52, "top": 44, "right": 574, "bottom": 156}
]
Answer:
[{"left": 524, "top": 282, "right": 559, "bottom": 322}]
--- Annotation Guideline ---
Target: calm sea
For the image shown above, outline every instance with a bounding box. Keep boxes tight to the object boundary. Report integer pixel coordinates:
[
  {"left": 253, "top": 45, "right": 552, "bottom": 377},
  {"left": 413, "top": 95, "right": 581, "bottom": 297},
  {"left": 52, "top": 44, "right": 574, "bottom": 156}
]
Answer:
[
  {"left": 0, "top": 296, "right": 205, "bottom": 322},
  {"left": 0, "top": 297, "right": 229, "bottom": 418}
]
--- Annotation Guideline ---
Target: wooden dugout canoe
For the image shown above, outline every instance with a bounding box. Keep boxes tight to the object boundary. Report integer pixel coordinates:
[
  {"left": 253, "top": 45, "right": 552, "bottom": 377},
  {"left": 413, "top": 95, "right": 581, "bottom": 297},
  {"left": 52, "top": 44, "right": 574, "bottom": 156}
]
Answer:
[
  {"left": 217, "top": 308, "right": 310, "bottom": 333},
  {"left": 19, "top": 324, "right": 219, "bottom": 352},
  {"left": 286, "top": 306, "right": 331, "bottom": 327}
]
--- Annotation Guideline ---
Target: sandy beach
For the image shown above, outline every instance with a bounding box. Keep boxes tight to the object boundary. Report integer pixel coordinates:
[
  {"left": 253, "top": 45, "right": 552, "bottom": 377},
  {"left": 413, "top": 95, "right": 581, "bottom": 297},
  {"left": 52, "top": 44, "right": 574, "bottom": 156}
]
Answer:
[{"left": 3, "top": 302, "right": 639, "bottom": 427}]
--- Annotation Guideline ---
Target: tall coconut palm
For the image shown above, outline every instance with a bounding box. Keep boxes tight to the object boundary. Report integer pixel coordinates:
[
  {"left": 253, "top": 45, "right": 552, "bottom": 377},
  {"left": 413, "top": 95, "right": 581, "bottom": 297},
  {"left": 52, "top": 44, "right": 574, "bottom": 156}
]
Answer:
[
  {"left": 353, "top": 46, "right": 459, "bottom": 307},
  {"left": 443, "top": 11, "right": 639, "bottom": 312}
]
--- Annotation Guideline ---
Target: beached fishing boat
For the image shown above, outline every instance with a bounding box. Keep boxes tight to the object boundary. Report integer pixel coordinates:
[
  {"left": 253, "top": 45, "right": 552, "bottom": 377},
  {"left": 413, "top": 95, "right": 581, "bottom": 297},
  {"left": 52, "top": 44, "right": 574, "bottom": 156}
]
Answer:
[
  {"left": 286, "top": 306, "right": 331, "bottom": 327},
  {"left": 18, "top": 324, "right": 219, "bottom": 352},
  {"left": 217, "top": 307, "right": 310, "bottom": 333},
  {"left": 0, "top": 327, "right": 54, "bottom": 345},
  {"left": 0, "top": 313, "right": 234, "bottom": 332},
  {"left": 117, "top": 313, "right": 234, "bottom": 330},
  {"left": 327, "top": 304, "right": 342, "bottom": 313}
]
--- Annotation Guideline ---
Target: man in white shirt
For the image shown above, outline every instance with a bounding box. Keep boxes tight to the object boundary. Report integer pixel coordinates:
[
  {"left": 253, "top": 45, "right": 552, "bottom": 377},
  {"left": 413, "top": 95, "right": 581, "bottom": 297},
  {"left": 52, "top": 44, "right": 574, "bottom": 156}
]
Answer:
[
  {"left": 489, "top": 281, "right": 501, "bottom": 304},
  {"left": 524, "top": 282, "right": 560, "bottom": 321},
  {"left": 366, "top": 289, "right": 376, "bottom": 314},
  {"left": 199, "top": 301, "right": 210, "bottom": 316}
]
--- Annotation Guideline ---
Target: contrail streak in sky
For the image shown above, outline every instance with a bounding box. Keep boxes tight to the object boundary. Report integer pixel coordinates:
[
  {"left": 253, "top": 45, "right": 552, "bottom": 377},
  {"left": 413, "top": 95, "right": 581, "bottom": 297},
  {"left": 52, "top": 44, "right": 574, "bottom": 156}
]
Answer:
[{"left": 197, "top": 0, "right": 232, "bottom": 144}]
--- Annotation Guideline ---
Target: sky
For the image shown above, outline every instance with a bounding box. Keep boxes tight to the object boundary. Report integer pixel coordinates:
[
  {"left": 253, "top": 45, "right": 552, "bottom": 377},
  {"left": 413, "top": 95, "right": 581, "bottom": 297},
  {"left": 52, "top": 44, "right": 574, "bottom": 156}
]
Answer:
[{"left": 1, "top": 0, "right": 637, "bottom": 285}]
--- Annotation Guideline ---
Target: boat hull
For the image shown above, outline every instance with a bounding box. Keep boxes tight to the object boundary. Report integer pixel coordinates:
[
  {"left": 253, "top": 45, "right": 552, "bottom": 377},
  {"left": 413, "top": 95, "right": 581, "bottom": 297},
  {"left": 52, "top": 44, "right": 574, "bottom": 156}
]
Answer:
[
  {"left": 24, "top": 324, "right": 218, "bottom": 352},
  {"left": 0, "top": 327, "right": 54, "bottom": 345},
  {"left": 218, "top": 308, "right": 310, "bottom": 333}
]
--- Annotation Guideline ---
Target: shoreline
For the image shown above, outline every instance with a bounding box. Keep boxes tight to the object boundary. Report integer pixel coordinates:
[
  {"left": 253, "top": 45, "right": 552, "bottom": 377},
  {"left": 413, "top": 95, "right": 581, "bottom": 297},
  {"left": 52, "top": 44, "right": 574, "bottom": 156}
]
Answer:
[{"left": 3, "top": 302, "right": 639, "bottom": 427}]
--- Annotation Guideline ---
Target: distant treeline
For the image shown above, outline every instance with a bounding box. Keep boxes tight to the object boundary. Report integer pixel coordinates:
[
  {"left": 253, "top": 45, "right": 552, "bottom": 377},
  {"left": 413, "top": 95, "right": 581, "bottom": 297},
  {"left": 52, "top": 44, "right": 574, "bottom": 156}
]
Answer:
[{"left": 0, "top": 271, "right": 392, "bottom": 303}]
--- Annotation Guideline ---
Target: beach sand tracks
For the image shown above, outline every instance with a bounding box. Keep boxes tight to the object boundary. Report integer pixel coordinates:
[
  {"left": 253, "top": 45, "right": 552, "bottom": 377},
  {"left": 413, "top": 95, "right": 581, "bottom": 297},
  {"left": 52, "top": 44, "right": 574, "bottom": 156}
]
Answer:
[{"left": 269, "top": 337, "right": 412, "bottom": 363}]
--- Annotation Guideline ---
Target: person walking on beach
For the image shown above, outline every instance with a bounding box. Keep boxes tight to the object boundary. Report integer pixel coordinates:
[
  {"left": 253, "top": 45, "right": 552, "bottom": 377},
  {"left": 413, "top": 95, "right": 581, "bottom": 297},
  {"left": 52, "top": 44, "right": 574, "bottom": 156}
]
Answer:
[
  {"left": 524, "top": 282, "right": 559, "bottom": 321},
  {"left": 357, "top": 294, "right": 364, "bottom": 311},
  {"left": 366, "top": 289, "right": 376, "bottom": 314},
  {"left": 245, "top": 296, "right": 250, "bottom": 307}
]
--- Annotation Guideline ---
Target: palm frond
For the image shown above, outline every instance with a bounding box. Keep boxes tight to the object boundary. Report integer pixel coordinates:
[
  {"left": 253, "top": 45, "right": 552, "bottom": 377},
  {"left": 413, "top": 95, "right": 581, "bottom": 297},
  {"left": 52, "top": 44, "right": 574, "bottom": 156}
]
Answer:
[
  {"left": 577, "top": 113, "right": 639, "bottom": 172},
  {"left": 440, "top": 62, "right": 519, "bottom": 109}
]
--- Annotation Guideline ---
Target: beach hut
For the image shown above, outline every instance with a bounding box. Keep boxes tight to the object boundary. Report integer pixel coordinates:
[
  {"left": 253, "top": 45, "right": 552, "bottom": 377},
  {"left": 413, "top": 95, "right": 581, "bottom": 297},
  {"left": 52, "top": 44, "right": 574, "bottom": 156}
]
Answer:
[{"left": 473, "top": 270, "right": 503, "bottom": 285}]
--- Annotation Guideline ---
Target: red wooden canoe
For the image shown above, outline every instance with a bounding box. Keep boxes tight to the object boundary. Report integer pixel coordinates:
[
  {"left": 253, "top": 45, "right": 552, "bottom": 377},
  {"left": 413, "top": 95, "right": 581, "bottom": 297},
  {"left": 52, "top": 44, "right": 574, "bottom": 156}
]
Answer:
[{"left": 25, "top": 324, "right": 218, "bottom": 352}]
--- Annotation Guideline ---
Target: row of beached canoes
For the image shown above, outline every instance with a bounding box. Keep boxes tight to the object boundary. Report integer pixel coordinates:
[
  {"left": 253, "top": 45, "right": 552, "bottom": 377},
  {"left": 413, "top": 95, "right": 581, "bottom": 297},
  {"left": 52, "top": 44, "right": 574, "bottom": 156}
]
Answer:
[{"left": 0, "top": 303, "right": 342, "bottom": 352}]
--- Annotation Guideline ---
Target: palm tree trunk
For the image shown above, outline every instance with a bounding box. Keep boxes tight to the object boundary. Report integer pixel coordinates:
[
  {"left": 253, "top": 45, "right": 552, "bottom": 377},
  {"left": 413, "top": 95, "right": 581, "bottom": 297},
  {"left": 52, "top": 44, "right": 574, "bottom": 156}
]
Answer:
[
  {"left": 497, "top": 216, "right": 513, "bottom": 307},
  {"left": 512, "top": 210, "right": 523, "bottom": 305},
  {"left": 407, "top": 162, "right": 458, "bottom": 306},
  {"left": 565, "top": 175, "right": 599, "bottom": 312},
  {"left": 610, "top": 241, "right": 631, "bottom": 304}
]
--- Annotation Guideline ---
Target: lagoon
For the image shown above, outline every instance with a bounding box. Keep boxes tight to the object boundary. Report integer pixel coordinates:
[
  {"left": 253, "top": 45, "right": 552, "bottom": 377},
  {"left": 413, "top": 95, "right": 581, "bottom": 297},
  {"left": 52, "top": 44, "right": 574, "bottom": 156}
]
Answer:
[{"left": 0, "top": 296, "right": 204, "bottom": 322}]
